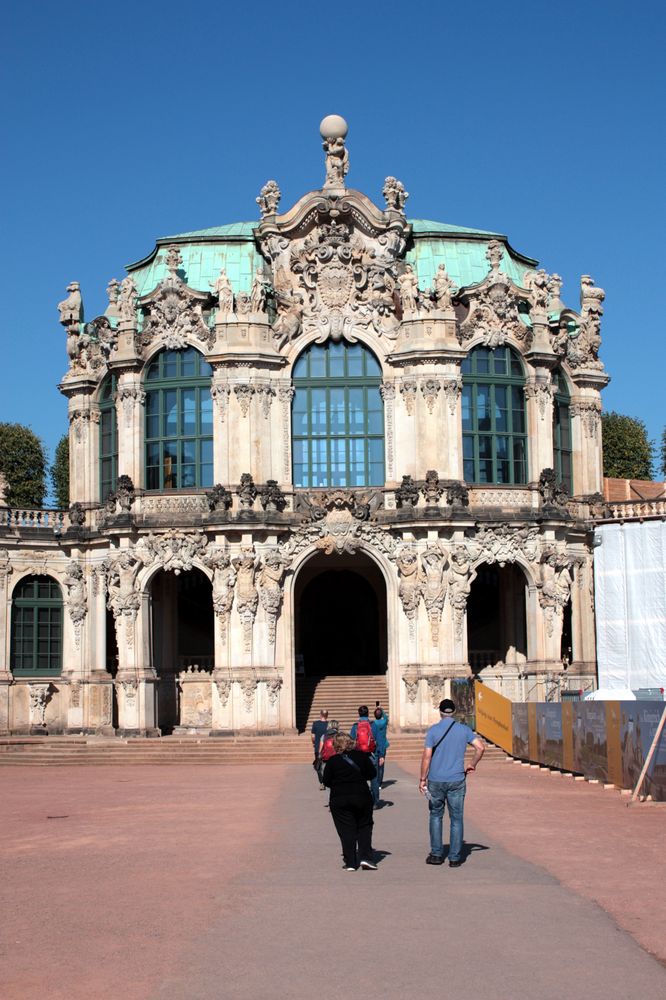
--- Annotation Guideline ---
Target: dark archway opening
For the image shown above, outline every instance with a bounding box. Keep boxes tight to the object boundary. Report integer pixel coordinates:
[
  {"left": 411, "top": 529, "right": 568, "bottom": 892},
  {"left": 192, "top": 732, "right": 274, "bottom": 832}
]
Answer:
[
  {"left": 467, "top": 563, "right": 528, "bottom": 674},
  {"left": 151, "top": 568, "right": 214, "bottom": 733},
  {"left": 294, "top": 552, "right": 387, "bottom": 731},
  {"left": 561, "top": 599, "right": 573, "bottom": 665}
]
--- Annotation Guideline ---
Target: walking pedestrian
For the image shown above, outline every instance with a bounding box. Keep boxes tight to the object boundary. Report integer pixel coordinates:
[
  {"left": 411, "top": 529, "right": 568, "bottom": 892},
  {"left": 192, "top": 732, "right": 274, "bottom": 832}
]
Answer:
[
  {"left": 372, "top": 706, "right": 390, "bottom": 804},
  {"left": 311, "top": 710, "right": 329, "bottom": 789},
  {"left": 322, "top": 732, "right": 377, "bottom": 871},
  {"left": 419, "top": 698, "right": 485, "bottom": 867},
  {"left": 350, "top": 705, "right": 379, "bottom": 805}
]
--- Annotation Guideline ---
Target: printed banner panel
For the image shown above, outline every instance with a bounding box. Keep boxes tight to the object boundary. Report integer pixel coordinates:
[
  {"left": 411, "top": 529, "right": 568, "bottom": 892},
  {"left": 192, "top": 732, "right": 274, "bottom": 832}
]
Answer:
[{"left": 474, "top": 684, "right": 513, "bottom": 753}]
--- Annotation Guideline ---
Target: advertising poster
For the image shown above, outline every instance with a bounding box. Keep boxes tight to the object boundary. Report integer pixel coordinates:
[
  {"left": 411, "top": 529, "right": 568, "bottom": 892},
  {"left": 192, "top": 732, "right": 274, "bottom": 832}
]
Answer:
[
  {"left": 528, "top": 702, "right": 538, "bottom": 761},
  {"left": 605, "top": 702, "right": 623, "bottom": 787},
  {"left": 474, "top": 684, "right": 512, "bottom": 753},
  {"left": 536, "top": 704, "right": 564, "bottom": 769},
  {"left": 512, "top": 703, "right": 529, "bottom": 759},
  {"left": 572, "top": 703, "right": 608, "bottom": 782},
  {"left": 452, "top": 679, "right": 475, "bottom": 728},
  {"left": 620, "top": 703, "right": 666, "bottom": 801},
  {"left": 562, "top": 701, "right": 574, "bottom": 771}
]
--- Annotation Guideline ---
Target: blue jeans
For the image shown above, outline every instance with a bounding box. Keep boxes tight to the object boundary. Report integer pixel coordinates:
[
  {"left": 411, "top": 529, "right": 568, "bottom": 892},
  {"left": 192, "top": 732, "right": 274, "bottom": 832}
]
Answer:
[
  {"left": 428, "top": 777, "right": 466, "bottom": 861},
  {"left": 370, "top": 755, "right": 385, "bottom": 804}
]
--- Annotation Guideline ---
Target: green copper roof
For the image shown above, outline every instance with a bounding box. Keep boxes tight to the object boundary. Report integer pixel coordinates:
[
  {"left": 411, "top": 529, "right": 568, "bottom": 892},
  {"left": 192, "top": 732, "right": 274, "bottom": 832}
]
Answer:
[
  {"left": 406, "top": 237, "right": 531, "bottom": 290},
  {"left": 127, "top": 216, "right": 537, "bottom": 298}
]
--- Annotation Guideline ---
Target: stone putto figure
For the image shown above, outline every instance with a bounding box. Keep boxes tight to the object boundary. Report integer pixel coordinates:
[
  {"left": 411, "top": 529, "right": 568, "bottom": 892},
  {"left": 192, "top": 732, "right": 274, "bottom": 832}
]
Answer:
[
  {"left": 233, "top": 546, "right": 260, "bottom": 648},
  {"left": 320, "top": 115, "right": 350, "bottom": 188},
  {"left": 211, "top": 268, "right": 234, "bottom": 315},
  {"left": 395, "top": 547, "right": 422, "bottom": 622},
  {"left": 256, "top": 180, "right": 281, "bottom": 218},
  {"left": 433, "top": 264, "right": 457, "bottom": 310},
  {"left": 259, "top": 548, "right": 290, "bottom": 644},
  {"left": 58, "top": 281, "right": 83, "bottom": 326},
  {"left": 105, "top": 279, "right": 121, "bottom": 321}
]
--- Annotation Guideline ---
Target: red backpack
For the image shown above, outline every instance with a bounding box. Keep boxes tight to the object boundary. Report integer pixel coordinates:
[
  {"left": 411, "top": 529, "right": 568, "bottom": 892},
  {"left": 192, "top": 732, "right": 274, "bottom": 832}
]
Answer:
[
  {"left": 320, "top": 734, "right": 337, "bottom": 762},
  {"left": 355, "top": 719, "right": 376, "bottom": 754}
]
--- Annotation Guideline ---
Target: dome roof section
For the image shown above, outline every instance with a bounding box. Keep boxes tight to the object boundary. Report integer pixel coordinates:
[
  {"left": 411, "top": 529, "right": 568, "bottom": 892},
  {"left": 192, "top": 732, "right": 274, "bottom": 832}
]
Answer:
[{"left": 125, "top": 217, "right": 539, "bottom": 299}]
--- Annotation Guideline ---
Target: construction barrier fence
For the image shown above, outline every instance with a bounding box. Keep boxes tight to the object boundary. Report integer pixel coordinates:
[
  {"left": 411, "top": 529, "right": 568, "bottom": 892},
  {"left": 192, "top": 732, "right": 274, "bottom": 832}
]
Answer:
[{"left": 474, "top": 684, "right": 666, "bottom": 801}]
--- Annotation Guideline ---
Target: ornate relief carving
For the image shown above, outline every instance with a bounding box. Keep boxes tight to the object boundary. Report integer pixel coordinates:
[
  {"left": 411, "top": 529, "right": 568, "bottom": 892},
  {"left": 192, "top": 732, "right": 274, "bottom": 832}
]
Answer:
[
  {"left": 28, "top": 684, "right": 52, "bottom": 727},
  {"left": 63, "top": 560, "right": 87, "bottom": 648},
  {"left": 400, "top": 379, "right": 417, "bottom": 415},
  {"left": 257, "top": 385, "right": 276, "bottom": 418},
  {"left": 140, "top": 248, "right": 212, "bottom": 351},
  {"left": 210, "top": 382, "right": 231, "bottom": 423},
  {"left": 141, "top": 495, "right": 208, "bottom": 514},
  {"left": 234, "top": 383, "right": 255, "bottom": 417},
  {"left": 565, "top": 276, "right": 605, "bottom": 370},
  {"left": 233, "top": 547, "right": 259, "bottom": 652},
  {"left": 103, "top": 550, "right": 143, "bottom": 646},
  {"left": 571, "top": 400, "right": 601, "bottom": 438},
  {"left": 119, "top": 276, "right": 138, "bottom": 323},
  {"left": 104, "top": 474, "right": 136, "bottom": 515},
  {"left": 259, "top": 548, "right": 290, "bottom": 645},
  {"left": 0, "top": 549, "right": 12, "bottom": 589},
  {"left": 69, "top": 502, "right": 86, "bottom": 527},
  {"left": 426, "top": 676, "right": 447, "bottom": 708},
  {"left": 214, "top": 677, "right": 232, "bottom": 706},
  {"left": 394, "top": 546, "right": 421, "bottom": 636},
  {"left": 403, "top": 677, "right": 420, "bottom": 703},
  {"left": 421, "top": 544, "right": 447, "bottom": 645},
  {"left": 420, "top": 378, "right": 441, "bottom": 414},
  {"left": 116, "top": 678, "right": 138, "bottom": 702},
  {"left": 448, "top": 545, "right": 474, "bottom": 641},
  {"left": 458, "top": 242, "right": 531, "bottom": 348},
  {"left": 117, "top": 385, "right": 145, "bottom": 427},
  {"left": 283, "top": 508, "right": 396, "bottom": 561},
  {"left": 524, "top": 379, "right": 553, "bottom": 419},
  {"left": 266, "top": 677, "right": 283, "bottom": 706},
  {"left": 442, "top": 377, "right": 462, "bottom": 415},
  {"left": 69, "top": 681, "right": 81, "bottom": 708},
  {"left": 134, "top": 530, "right": 208, "bottom": 575},
  {"left": 64, "top": 315, "right": 117, "bottom": 377},
  {"left": 539, "top": 546, "right": 575, "bottom": 637},
  {"left": 204, "top": 548, "right": 236, "bottom": 643},
  {"left": 471, "top": 524, "right": 540, "bottom": 566},
  {"left": 239, "top": 677, "right": 258, "bottom": 712}
]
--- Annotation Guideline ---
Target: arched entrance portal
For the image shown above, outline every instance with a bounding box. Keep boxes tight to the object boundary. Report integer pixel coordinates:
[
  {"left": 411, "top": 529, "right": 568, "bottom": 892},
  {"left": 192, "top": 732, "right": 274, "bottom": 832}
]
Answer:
[
  {"left": 150, "top": 567, "right": 213, "bottom": 733},
  {"left": 294, "top": 552, "right": 388, "bottom": 732},
  {"left": 467, "top": 563, "right": 528, "bottom": 675}
]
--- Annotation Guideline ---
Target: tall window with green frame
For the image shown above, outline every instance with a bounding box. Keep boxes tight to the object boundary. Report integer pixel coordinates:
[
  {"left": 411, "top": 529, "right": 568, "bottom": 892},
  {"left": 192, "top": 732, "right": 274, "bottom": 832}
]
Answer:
[
  {"left": 461, "top": 345, "right": 527, "bottom": 484},
  {"left": 99, "top": 373, "right": 118, "bottom": 501},
  {"left": 11, "top": 576, "right": 63, "bottom": 676},
  {"left": 292, "top": 341, "right": 384, "bottom": 488},
  {"left": 552, "top": 368, "right": 572, "bottom": 493},
  {"left": 144, "top": 347, "right": 213, "bottom": 490}
]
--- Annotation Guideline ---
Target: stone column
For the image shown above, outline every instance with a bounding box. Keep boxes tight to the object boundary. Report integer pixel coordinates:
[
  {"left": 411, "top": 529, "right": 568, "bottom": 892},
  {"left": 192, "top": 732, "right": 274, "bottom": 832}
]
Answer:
[
  {"left": 115, "top": 372, "right": 145, "bottom": 488},
  {"left": 524, "top": 371, "right": 555, "bottom": 482},
  {"left": 67, "top": 392, "right": 98, "bottom": 505},
  {"left": 211, "top": 370, "right": 231, "bottom": 485},
  {"left": 0, "top": 558, "right": 12, "bottom": 734},
  {"left": 571, "top": 394, "right": 603, "bottom": 495}
]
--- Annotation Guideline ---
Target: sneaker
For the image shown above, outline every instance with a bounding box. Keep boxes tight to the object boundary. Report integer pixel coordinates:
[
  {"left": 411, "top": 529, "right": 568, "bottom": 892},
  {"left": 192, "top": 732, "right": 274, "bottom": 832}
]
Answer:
[
  {"left": 359, "top": 859, "right": 378, "bottom": 870},
  {"left": 343, "top": 864, "right": 357, "bottom": 871},
  {"left": 425, "top": 853, "right": 445, "bottom": 865},
  {"left": 448, "top": 859, "right": 463, "bottom": 868}
]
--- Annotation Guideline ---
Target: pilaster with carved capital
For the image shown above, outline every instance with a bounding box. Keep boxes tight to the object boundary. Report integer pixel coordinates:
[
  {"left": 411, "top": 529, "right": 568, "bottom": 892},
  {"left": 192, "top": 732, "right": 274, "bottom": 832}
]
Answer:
[{"left": 115, "top": 372, "right": 145, "bottom": 490}]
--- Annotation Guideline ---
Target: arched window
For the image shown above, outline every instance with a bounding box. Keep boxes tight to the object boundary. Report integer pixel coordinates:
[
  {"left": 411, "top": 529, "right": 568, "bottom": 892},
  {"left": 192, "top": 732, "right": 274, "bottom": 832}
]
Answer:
[
  {"left": 461, "top": 345, "right": 527, "bottom": 484},
  {"left": 11, "top": 576, "right": 63, "bottom": 676},
  {"left": 552, "top": 368, "right": 572, "bottom": 493},
  {"left": 99, "top": 372, "right": 118, "bottom": 501},
  {"left": 292, "top": 341, "right": 384, "bottom": 488},
  {"left": 144, "top": 348, "right": 213, "bottom": 490}
]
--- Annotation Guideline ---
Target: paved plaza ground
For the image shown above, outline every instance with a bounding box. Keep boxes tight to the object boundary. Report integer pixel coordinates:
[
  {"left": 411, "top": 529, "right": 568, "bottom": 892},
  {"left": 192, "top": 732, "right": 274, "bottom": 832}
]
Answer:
[{"left": 1, "top": 758, "right": 665, "bottom": 1000}]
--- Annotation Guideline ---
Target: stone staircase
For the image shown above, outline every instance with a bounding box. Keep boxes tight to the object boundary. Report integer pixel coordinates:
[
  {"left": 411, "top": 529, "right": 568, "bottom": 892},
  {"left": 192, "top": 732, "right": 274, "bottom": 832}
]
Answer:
[
  {"left": 296, "top": 674, "right": 389, "bottom": 732},
  {"left": 0, "top": 733, "right": 507, "bottom": 766}
]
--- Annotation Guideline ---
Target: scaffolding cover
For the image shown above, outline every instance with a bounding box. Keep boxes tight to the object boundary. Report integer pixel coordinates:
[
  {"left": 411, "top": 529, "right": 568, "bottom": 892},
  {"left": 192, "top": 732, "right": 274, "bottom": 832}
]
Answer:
[{"left": 594, "top": 521, "right": 666, "bottom": 691}]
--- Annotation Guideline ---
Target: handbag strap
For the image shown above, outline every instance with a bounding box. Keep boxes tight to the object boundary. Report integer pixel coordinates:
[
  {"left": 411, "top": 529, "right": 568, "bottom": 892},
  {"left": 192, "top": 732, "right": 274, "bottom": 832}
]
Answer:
[
  {"left": 341, "top": 753, "right": 362, "bottom": 773},
  {"left": 429, "top": 720, "right": 455, "bottom": 758}
]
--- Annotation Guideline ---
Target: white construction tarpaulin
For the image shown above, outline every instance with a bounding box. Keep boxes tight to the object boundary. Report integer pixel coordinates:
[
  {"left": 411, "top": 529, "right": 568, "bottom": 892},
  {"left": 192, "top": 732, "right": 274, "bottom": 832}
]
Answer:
[{"left": 594, "top": 521, "right": 666, "bottom": 691}]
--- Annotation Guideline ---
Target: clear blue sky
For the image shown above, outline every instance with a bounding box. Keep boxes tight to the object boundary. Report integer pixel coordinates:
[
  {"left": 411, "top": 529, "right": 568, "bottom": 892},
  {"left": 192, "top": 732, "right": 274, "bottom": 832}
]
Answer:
[{"left": 1, "top": 0, "right": 664, "bottom": 489}]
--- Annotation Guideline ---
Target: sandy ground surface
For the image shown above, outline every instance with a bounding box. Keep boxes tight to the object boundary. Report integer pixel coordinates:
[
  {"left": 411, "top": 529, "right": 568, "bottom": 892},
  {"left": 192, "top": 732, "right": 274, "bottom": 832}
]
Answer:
[{"left": 1, "top": 760, "right": 664, "bottom": 1000}]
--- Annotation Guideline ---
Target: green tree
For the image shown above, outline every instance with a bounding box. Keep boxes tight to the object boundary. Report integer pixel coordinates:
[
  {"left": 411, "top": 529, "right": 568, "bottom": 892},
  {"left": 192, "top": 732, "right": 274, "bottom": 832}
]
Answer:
[
  {"left": 0, "top": 423, "right": 48, "bottom": 507},
  {"left": 51, "top": 433, "right": 70, "bottom": 509},
  {"left": 601, "top": 411, "right": 654, "bottom": 480}
]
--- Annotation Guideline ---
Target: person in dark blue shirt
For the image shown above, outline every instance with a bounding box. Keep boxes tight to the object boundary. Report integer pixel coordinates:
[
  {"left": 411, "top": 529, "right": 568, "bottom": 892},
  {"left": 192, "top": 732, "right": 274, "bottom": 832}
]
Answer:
[{"left": 311, "top": 710, "right": 329, "bottom": 789}]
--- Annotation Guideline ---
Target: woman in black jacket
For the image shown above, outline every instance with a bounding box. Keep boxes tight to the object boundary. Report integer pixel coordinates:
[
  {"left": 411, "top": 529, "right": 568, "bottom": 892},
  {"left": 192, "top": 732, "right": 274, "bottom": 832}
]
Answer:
[{"left": 322, "top": 732, "right": 378, "bottom": 871}]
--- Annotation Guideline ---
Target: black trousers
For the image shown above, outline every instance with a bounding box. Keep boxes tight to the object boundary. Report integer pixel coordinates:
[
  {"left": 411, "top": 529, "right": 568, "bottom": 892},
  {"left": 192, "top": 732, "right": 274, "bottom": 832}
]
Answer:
[{"left": 329, "top": 791, "right": 374, "bottom": 866}]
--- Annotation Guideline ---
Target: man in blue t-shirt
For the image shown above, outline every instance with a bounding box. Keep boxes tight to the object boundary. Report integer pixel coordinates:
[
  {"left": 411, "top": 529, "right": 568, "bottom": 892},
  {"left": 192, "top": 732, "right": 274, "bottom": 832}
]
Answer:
[{"left": 419, "top": 698, "right": 485, "bottom": 867}]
